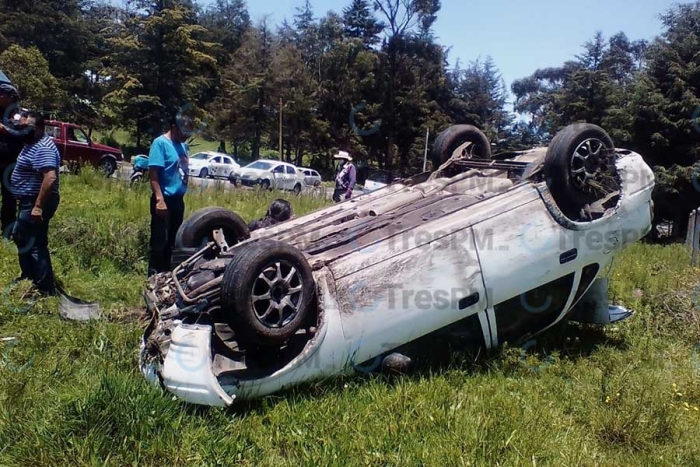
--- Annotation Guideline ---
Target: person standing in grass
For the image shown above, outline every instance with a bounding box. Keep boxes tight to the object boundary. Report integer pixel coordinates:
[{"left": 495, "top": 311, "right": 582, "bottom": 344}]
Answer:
[
  {"left": 332, "top": 151, "right": 356, "bottom": 202},
  {"left": 147, "top": 114, "right": 193, "bottom": 276},
  {"left": 10, "top": 111, "right": 61, "bottom": 295}
]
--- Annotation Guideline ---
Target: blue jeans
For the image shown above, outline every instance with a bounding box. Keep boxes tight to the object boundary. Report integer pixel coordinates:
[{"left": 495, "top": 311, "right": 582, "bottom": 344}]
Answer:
[{"left": 13, "top": 193, "right": 60, "bottom": 294}]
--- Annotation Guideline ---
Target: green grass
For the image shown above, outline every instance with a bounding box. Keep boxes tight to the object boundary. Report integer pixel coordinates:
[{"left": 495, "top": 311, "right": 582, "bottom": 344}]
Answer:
[{"left": 1, "top": 172, "right": 699, "bottom": 466}]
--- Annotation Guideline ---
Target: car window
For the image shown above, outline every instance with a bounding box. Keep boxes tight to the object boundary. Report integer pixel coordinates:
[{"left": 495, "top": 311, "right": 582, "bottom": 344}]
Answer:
[
  {"left": 247, "top": 161, "right": 274, "bottom": 170},
  {"left": 313, "top": 171, "right": 320, "bottom": 177},
  {"left": 286, "top": 166, "right": 296, "bottom": 174},
  {"left": 494, "top": 273, "right": 575, "bottom": 344},
  {"left": 303, "top": 170, "right": 311, "bottom": 176},
  {"left": 224, "top": 157, "right": 233, "bottom": 165},
  {"left": 191, "top": 153, "right": 209, "bottom": 160},
  {"left": 273, "top": 165, "right": 285, "bottom": 173},
  {"left": 213, "top": 156, "right": 222, "bottom": 163},
  {"left": 45, "top": 126, "right": 60, "bottom": 138},
  {"left": 67, "top": 127, "right": 89, "bottom": 143}
]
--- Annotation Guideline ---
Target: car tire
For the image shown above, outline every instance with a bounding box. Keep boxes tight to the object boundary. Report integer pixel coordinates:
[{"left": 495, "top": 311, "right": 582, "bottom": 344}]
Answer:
[
  {"left": 99, "top": 158, "right": 117, "bottom": 177},
  {"left": 199, "top": 168, "right": 209, "bottom": 178},
  {"left": 175, "top": 207, "right": 250, "bottom": 250},
  {"left": 543, "top": 123, "right": 619, "bottom": 213},
  {"left": 260, "top": 179, "right": 271, "bottom": 190},
  {"left": 293, "top": 183, "right": 302, "bottom": 195},
  {"left": 220, "top": 240, "right": 315, "bottom": 347},
  {"left": 129, "top": 172, "right": 144, "bottom": 185},
  {"left": 432, "top": 125, "right": 491, "bottom": 169}
]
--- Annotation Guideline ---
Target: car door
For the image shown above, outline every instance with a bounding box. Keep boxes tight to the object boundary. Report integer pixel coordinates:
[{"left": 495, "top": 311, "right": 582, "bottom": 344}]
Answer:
[
  {"left": 45, "top": 124, "right": 65, "bottom": 158},
  {"left": 222, "top": 156, "right": 235, "bottom": 178},
  {"left": 470, "top": 183, "right": 617, "bottom": 347},
  {"left": 271, "top": 165, "right": 285, "bottom": 189},
  {"left": 285, "top": 165, "right": 297, "bottom": 190},
  {"left": 65, "top": 126, "right": 93, "bottom": 166},
  {"left": 332, "top": 224, "right": 490, "bottom": 365},
  {"left": 209, "top": 156, "right": 222, "bottom": 177}
]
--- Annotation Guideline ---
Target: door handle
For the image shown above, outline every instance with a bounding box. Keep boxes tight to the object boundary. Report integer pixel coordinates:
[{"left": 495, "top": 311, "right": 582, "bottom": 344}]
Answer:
[
  {"left": 459, "top": 292, "right": 480, "bottom": 310},
  {"left": 560, "top": 248, "right": 578, "bottom": 264}
]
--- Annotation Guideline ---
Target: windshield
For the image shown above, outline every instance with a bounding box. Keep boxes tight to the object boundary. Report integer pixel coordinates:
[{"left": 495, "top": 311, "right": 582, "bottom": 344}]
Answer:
[
  {"left": 246, "top": 161, "right": 274, "bottom": 170},
  {"left": 191, "top": 153, "right": 210, "bottom": 161}
]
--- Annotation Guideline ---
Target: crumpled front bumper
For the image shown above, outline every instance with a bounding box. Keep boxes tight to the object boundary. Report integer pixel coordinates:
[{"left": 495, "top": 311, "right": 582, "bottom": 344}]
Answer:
[
  {"left": 139, "top": 273, "right": 235, "bottom": 408},
  {"left": 140, "top": 323, "right": 234, "bottom": 407},
  {"left": 139, "top": 269, "right": 349, "bottom": 406}
]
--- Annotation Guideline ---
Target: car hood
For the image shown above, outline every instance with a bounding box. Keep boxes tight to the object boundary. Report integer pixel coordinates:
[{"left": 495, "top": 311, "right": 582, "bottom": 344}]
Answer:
[{"left": 236, "top": 169, "right": 269, "bottom": 178}]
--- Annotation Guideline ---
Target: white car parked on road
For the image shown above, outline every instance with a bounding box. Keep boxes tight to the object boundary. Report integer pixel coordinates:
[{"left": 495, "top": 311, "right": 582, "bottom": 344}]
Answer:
[
  {"left": 188, "top": 152, "right": 240, "bottom": 179},
  {"left": 229, "top": 159, "right": 306, "bottom": 194},
  {"left": 299, "top": 167, "right": 323, "bottom": 187}
]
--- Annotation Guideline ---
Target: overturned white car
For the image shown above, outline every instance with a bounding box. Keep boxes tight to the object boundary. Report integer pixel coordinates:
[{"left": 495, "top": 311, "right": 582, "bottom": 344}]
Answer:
[{"left": 140, "top": 123, "right": 655, "bottom": 407}]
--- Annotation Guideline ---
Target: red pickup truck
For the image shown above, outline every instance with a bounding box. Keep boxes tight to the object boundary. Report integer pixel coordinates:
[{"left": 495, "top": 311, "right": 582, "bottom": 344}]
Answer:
[{"left": 44, "top": 120, "right": 124, "bottom": 176}]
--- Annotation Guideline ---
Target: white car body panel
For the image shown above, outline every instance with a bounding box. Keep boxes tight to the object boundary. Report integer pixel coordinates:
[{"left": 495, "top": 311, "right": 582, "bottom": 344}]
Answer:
[
  {"left": 189, "top": 152, "right": 240, "bottom": 178},
  {"left": 140, "top": 148, "right": 655, "bottom": 407},
  {"left": 234, "top": 160, "right": 305, "bottom": 191}
]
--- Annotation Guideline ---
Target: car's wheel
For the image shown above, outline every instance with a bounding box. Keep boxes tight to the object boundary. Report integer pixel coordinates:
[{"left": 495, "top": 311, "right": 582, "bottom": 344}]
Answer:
[
  {"left": 175, "top": 207, "right": 250, "bottom": 250},
  {"left": 99, "top": 158, "right": 117, "bottom": 177},
  {"left": 432, "top": 125, "right": 491, "bottom": 169},
  {"left": 293, "top": 183, "right": 302, "bottom": 195},
  {"left": 129, "top": 172, "right": 144, "bottom": 185},
  {"left": 543, "top": 123, "right": 619, "bottom": 212},
  {"left": 260, "top": 179, "right": 271, "bottom": 190},
  {"left": 199, "top": 168, "right": 209, "bottom": 178},
  {"left": 221, "top": 240, "right": 314, "bottom": 347}
]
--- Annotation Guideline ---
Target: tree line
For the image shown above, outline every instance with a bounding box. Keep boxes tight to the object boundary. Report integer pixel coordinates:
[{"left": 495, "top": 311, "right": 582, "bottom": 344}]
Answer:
[{"left": 2, "top": 0, "right": 700, "bottom": 233}]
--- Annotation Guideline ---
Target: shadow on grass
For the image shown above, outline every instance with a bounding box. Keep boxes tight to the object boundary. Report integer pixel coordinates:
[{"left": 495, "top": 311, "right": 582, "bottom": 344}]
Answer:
[{"left": 210, "top": 320, "right": 629, "bottom": 415}]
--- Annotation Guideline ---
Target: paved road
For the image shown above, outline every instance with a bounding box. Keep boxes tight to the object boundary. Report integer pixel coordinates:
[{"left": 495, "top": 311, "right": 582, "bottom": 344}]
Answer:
[{"left": 115, "top": 163, "right": 361, "bottom": 200}]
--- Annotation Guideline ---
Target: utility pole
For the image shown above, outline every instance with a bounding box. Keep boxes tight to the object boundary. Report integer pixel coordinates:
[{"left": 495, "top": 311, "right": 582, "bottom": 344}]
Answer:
[
  {"left": 423, "top": 127, "right": 430, "bottom": 172},
  {"left": 279, "top": 98, "right": 283, "bottom": 161}
]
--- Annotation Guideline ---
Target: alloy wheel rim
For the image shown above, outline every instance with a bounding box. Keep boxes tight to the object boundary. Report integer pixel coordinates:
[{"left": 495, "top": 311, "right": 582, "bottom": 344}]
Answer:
[{"left": 251, "top": 261, "right": 303, "bottom": 328}]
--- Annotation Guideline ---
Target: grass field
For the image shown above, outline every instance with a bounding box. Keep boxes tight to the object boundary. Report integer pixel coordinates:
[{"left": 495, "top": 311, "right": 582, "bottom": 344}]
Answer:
[{"left": 0, "top": 171, "right": 699, "bottom": 466}]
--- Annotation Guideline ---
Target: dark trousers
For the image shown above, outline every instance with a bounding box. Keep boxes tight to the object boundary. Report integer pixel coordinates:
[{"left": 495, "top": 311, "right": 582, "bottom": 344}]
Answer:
[
  {"left": 148, "top": 194, "right": 184, "bottom": 275},
  {"left": 333, "top": 188, "right": 345, "bottom": 203},
  {"left": 0, "top": 165, "right": 17, "bottom": 234},
  {"left": 14, "top": 193, "right": 60, "bottom": 294}
]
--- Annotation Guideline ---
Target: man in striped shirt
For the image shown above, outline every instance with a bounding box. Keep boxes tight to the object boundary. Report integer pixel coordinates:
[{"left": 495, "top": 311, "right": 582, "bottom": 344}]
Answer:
[{"left": 10, "top": 111, "right": 61, "bottom": 295}]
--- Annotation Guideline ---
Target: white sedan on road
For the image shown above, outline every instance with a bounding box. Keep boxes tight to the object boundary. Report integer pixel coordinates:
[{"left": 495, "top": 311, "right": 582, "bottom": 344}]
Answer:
[
  {"left": 188, "top": 152, "right": 241, "bottom": 179},
  {"left": 229, "top": 159, "right": 306, "bottom": 194}
]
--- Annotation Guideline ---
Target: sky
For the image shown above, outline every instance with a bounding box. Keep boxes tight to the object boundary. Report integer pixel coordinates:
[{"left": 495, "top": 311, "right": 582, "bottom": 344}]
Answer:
[{"left": 238, "top": 0, "right": 688, "bottom": 102}]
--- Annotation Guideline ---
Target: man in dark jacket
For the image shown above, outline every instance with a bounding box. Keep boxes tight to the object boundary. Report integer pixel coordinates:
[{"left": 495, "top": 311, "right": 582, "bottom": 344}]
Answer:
[{"left": 0, "top": 74, "right": 23, "bottom": 235}]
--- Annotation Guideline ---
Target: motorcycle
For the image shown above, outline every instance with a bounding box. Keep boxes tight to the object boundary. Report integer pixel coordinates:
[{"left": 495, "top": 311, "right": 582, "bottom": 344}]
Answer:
[{"left": 130, "top": 155, "right": 149, "bottom": 184}]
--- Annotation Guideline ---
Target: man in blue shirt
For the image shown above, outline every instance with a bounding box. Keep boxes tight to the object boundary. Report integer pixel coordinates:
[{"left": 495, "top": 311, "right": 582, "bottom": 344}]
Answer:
[
  {"left": 147, "top": 114, "right": 193, "bottom": 275},
  {"left": 10, "top": 111, "right": 61, "bottom": 295}
]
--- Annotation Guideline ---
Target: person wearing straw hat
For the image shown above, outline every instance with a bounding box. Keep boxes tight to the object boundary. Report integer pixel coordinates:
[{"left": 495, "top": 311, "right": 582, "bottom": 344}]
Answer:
[{"left": 332, "top": 150, "right": 356, "bottom": 202}]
